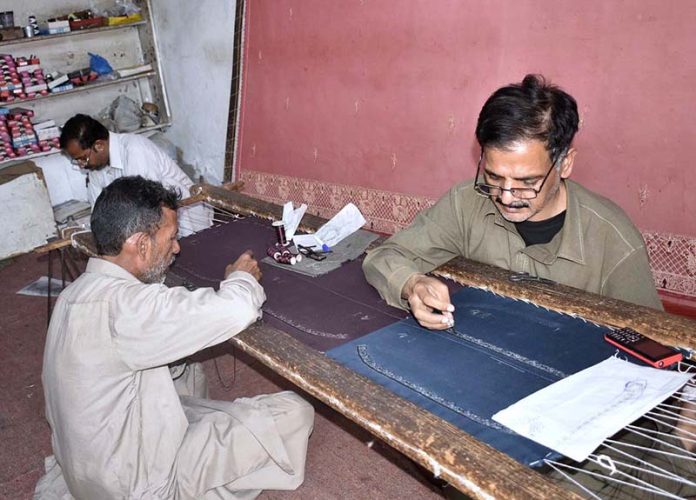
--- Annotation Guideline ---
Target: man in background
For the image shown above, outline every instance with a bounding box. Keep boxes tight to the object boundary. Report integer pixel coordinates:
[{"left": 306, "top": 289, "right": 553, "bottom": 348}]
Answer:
[{"left": 60, "top": 113, "right": 211, "bottom": 237}]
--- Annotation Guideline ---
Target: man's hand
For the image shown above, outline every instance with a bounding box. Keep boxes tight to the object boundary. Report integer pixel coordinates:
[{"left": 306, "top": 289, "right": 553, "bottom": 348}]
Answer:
[
  {"left": 225, "top": 250, "right": 262, "bottom": 281},
  {"left": 402, "top": 274, "right": 454, "bottom": 330}
]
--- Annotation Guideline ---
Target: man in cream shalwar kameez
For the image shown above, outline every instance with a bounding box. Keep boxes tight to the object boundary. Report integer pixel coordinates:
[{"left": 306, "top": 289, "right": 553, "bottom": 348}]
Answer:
[{"left": 36, "top": 176, "right": 314, "bottom": 499}]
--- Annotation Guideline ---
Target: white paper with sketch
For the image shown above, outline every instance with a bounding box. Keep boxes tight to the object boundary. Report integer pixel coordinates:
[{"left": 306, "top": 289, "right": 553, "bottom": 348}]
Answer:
[
  {"left": 314, "top": 203, "right": 366, "bottom": 248},
  {"left": 492, "top": 356, "right": 692, "bottom": 462}
]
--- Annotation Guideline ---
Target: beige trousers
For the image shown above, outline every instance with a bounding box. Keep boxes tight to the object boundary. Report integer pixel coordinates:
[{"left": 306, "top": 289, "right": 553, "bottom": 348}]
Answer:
[{"left": 174, "top": 392, "right": 315, "bottom": 500}]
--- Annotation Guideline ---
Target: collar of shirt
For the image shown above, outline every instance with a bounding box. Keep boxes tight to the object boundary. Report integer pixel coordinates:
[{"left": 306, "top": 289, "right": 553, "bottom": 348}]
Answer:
[
  {"left": 86, "top": 257, "right": 140, "bottom": 282},
  {"left": 481, "top": 180, "right": 585, "bottom": 266},
  {"left": 108, "top": 131, "right": 125, "bottom": 171}
]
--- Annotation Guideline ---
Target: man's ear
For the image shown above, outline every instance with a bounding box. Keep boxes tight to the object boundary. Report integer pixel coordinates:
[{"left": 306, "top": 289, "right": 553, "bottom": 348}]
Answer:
[
  {"left": 124, "top": 232, "right": 151, "bottom": 261},
  {"left": 559, "top": 148, "right": 576, "bottom": 179},
  {"left": 93, "top": 139, "right": 107, "bottom": 153}
]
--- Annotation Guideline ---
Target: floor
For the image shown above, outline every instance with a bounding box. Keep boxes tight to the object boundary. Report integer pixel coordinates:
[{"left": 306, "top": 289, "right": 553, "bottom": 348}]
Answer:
[{"left": 0, "top": 251, "right": 445, "bottom": 499}]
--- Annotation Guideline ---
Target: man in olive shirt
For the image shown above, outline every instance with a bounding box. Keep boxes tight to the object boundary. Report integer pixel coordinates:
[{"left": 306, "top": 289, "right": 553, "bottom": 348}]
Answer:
[
  {"left": 362, "top": 75, "right": 694, "bottom": 498},
  {"left": 363, "top": 74, "right": 662, "bottom": 331}
]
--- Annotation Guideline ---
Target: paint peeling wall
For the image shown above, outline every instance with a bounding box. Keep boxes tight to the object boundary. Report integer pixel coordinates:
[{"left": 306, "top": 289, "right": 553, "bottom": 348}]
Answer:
[
  {"left": 238, "top": 0, "right": 696, "bottom": 237},
  {"left": 150, "top": 0, "right": 236, "bottom": 184}
]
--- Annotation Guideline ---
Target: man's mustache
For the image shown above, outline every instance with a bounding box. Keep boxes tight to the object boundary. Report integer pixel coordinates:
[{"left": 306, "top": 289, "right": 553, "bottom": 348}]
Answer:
[{"left": 495, "top": 198, "right": 530, "bottom": 209}]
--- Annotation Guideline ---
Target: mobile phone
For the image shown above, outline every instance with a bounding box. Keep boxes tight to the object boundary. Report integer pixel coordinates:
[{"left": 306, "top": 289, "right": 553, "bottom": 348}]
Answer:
[{"left": 604, "top": 327, "right": 683, "bottom": 368}]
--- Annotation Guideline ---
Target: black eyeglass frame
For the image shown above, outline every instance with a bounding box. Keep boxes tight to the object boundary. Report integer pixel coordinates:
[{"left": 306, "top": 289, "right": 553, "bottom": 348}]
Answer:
[
  {"left": 473, "top": 149, "right": 567, "bottom": 200},
  {"left": 69, "top": 146, "right": 94, "bottom": 167}
]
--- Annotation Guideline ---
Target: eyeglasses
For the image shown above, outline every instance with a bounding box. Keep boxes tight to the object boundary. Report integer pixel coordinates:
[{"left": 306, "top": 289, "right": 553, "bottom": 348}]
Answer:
[
  {"left": 473, "top": 151, "right": 565, "bottom": 200},
  {"left": 69, "top": 148, "right": 93, "bottom": 167}
]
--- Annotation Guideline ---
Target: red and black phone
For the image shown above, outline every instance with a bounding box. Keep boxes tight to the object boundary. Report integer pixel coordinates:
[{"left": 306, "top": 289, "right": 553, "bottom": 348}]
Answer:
[{"left": 604, "top": 327, "right": 683, "bottom": 369}]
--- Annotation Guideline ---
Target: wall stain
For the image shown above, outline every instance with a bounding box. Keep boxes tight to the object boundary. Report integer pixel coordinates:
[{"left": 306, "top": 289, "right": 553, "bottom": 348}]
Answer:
[{"left": 639, "top": 184, "right": 649, "bottom": 207}]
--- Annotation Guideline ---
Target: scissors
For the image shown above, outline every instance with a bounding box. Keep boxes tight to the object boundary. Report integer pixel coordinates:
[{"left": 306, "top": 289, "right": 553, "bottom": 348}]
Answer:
[
  {"left": 508, "top": 272, "right": 556, "bottom": 285},
  {"left": 297, "top": 244, "right": 330, "bottom": 261}
]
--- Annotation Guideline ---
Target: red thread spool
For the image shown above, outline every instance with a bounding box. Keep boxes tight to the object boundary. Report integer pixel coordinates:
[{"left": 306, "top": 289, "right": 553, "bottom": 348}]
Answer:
[
  {"left": 272, "top": 221, "right": 288, "bottom": 246},
  {"left": 267, "top": 245, "right": 296, "bottom": 265},
  {"left": 275, "top": 242, "right": 303, "bottom": 263}
]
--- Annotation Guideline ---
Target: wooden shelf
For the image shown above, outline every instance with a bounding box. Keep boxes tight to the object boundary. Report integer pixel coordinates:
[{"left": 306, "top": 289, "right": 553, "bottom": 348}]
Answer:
[
  {"left": 0, "top": 122, "right": 171, "bottom": 168},
  {"left": 0, "top": 21, "right": 147, "bottom": 49},
  {"left": 1, "top": 71, "right": 156, "bottom": 108}
]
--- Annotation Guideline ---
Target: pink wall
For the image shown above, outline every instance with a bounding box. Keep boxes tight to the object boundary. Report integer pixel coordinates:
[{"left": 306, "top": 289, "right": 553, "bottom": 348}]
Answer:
[{"left": 238, "top": 0, "right": 696, "bottom": 235}]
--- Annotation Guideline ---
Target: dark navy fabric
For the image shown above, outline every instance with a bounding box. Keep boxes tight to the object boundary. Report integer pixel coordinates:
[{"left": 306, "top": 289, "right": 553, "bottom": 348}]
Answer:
[{"left": 327, "top": 286, "right": 618, "bottom": 466}]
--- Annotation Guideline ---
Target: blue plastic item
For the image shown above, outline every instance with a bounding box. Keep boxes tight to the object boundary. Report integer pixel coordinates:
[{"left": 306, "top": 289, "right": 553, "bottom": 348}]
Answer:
[{"left": 88, "top": 52, "right": 114, "bottom": 75}]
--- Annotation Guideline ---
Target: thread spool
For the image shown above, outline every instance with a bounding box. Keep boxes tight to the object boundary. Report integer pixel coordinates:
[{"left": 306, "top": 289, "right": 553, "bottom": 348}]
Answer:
[
  {"left": 28, "top": 15, "right": 38, "bottom": 34},
  {"left": 275, "top": 243, "right": 303, "bottom": 263},
  {"left": 273, "top": 242, "right": 291, "bottom": 255},
  {"left": 267, "top": 245, "right": 296, "bottom": 265},
  {"left": 272, "top": 220, "right": 288, "bottom": 246}
]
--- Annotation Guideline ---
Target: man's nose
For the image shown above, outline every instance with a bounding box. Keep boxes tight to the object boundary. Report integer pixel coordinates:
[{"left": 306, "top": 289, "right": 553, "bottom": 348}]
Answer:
[
  {"left": 498, "top": 187, "right": 516, "bottom": 205},
  {"left": 173, "top": 239, "right": 181, "bottom": 255}
]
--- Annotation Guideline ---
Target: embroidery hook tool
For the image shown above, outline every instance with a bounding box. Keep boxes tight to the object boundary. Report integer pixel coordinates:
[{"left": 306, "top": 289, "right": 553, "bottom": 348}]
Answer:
[{"left": 508, "top": 272, "right": 556, "bottom": 285}]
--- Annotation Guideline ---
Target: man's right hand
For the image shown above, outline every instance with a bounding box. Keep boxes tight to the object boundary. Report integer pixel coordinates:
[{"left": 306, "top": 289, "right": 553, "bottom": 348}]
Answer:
[
  {"left": 225, "top": 250, "right": 262, "bottom": 281},
  {"left": 402, "top": 274, "right": 455, "bottom": 330}
]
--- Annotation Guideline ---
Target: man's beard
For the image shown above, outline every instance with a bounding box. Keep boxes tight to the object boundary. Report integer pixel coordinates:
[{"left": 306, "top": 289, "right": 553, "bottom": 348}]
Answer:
[{"left": 141, "top": 253, "right": 176, "bottom": 284}]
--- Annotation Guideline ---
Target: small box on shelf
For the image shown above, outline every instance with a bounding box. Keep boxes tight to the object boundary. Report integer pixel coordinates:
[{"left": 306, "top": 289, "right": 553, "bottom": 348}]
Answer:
[
  {"left": 0, "top": 27, "right": 23, "bottom": 42},
  {"left": 69, "top": 17, "right": 105, "bottom": 31},
  {"left": 49, "top": 82, "right": 74, "bottom": 93},
  {"left": 43, "top": 20, "right": 70, "bottom": 35},
  {"left": 35, "top": 119, "right": 60, "bottom": 142},
  {"left": 116, "top": 63, "right": 152, "bottom": 78},
  {"left": 107, "top": 13, "right": 143, "bottom": 26},
  {"left": 67, "top": 67, "right": 98, "bottom": 87},
  {"left": 46, "top": 72, "right": 68, "bottom": 89}
]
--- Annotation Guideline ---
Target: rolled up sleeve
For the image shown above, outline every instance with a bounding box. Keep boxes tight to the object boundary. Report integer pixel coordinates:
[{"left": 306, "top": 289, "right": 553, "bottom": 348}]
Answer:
[{"left": 363, "top": 186, "right": 467, "bottom": 308}]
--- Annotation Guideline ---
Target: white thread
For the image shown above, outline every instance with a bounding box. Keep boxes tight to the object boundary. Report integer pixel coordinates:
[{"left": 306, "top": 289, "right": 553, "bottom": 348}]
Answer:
[
  {"left": 69, "top": 228, "right": 92, "bottom": 247},
  {"left": 545, "top": 457, "right": 684, "bottom": 499},
  {"left": 595, "top": 454, "right": 617, "bottom": 475}
]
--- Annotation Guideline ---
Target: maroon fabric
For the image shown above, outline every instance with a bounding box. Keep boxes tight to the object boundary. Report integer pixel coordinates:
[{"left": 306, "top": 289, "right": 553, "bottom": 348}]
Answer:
[{"left": 169, "top": 217, "right": 408, "bottom": 351}]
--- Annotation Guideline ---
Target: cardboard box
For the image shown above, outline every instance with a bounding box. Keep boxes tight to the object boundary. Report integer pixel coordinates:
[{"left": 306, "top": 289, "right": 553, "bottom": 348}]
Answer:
[
  {"left": 0, "top": 27, "right": 23, "bottom": 41},
  {"left": 69, "top": 17, "right": 104, "bottom": 30}
]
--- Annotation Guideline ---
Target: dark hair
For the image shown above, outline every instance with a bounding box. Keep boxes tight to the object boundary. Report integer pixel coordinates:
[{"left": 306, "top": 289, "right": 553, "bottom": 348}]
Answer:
[
  {"left": 59, "top": 114, "right": 110, "bottom": 150},
  {"left": 475, "top": 74, "right": 579, "bottom": 163},
  {"left": 91, "top": 176, "right": 180, "bottom": 256}
]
